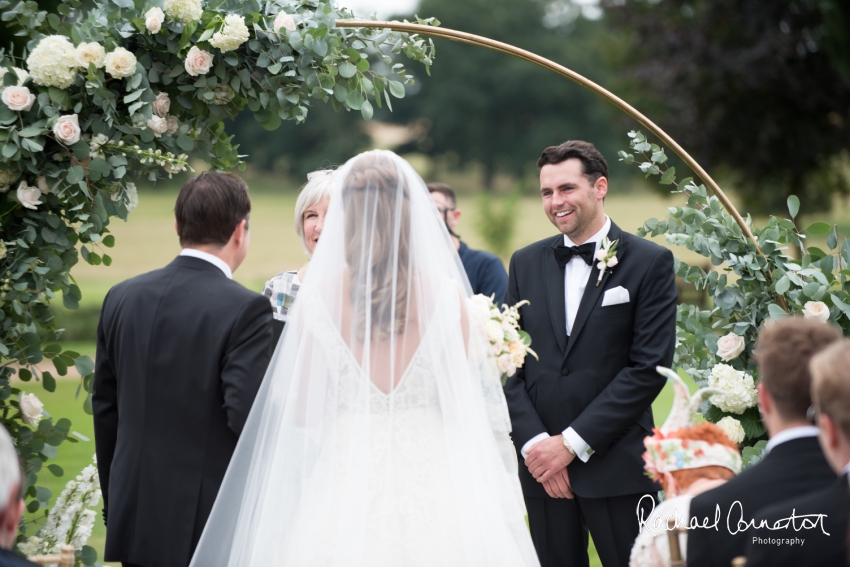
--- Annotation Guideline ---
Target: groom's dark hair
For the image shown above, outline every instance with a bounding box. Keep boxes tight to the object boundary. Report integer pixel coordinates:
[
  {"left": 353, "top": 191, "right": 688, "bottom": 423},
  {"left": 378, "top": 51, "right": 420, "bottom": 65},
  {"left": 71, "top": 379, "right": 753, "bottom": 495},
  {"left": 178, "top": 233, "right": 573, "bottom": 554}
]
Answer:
[
  {"left": 537, "top": 140, "right": 608, "bottom": 184},
  {"left": 175, "top": 172, "right": 251, "bottom": 247}
]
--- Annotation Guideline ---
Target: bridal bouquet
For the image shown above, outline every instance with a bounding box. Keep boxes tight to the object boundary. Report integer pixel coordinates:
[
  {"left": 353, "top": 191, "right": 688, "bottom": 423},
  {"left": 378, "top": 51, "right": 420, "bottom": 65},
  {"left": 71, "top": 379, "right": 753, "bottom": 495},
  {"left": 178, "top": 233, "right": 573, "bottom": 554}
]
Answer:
[
  {"left": 470, "top": 294, "right": 537, "bottom": 384},
  {"left": 18, "top": 455, "right": 102, "bottom": 566}
]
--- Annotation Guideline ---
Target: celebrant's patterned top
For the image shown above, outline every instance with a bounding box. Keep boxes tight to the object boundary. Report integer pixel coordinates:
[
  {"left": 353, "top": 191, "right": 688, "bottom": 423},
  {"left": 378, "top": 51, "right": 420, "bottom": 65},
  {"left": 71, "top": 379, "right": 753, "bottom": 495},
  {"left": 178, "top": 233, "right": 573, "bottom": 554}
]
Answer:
[{"left": 263, "top": 270, "right": 300, "bottom": 322}]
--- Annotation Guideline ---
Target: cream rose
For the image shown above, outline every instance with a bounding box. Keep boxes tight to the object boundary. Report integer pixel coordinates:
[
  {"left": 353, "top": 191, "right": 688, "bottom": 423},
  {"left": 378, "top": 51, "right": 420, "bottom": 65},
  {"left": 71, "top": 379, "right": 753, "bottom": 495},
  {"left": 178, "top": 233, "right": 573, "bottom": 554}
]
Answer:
[
  {"left": 152, "top": 92, "right": 171, "bottom": 117},
  {"left": 75, "top": 42, "right": 106, "bottom": 69},
  {"left": 166, "top": 115, "right": 180, "bottom": 135},
  {"left": 803, "top": 301, "right": 830, "bottom": 323},
  {"left": 1, "top": 86, "right": 36, "bottom": 112},
  {"left": 716, "top": 332, "right": 745, "bottom": 362},
  {"left": 104, "top": 47, "right": 137, "bottom": 79},
  {"left": 145, "top": 7, "right": 165, "bottom": 33},
  {"left": 497, "top": 353, "right": 517, "bottom": 377},
  {"left": 16, "top": 181, "right": 42, "bottom": 210},
  {"left": 184, "top": 46, "right": 213, "bottom": 76},
  {"left": 37, "top": 176, "right": 52, "bottom": 194},
  {"left": 147, "top": 115, "right": 168, "bottom": 137},
  {"left": 716, "top": 416, "right": 745, "bottom": 444},
  {"left": 53, "top": 114, "right": 81, "bottom": 145},
  {"left": 484, "top": 319, "right": 504, "bottom": 343},
  {"left": 19, "top": 393, "right": 44, "bottom": 427},
  {"left": 273, "top": 11, "right": 296, "bottom": 32}
]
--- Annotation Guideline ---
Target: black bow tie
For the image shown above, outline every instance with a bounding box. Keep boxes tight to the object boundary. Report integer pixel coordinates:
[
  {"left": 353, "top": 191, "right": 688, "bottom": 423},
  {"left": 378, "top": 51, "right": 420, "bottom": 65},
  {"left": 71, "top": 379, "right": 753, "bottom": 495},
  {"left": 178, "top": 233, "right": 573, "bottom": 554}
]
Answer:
[{"left": 554, "top": 242, "right": 595, "bottom": 269}]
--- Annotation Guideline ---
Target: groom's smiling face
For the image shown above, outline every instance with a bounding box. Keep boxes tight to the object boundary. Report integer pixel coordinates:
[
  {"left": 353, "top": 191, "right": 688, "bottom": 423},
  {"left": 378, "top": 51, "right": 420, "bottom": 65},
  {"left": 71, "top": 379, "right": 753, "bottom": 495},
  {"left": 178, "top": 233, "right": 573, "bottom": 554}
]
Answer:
[{"left": 540, "top": 158, "right": 608, "bottom": 243}]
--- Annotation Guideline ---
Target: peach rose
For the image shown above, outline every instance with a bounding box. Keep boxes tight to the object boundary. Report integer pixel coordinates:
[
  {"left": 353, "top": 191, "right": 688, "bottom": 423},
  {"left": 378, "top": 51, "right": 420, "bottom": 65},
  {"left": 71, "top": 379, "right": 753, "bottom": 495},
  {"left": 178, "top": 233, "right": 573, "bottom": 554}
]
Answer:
[
  {"left": 184, "top": 46, "right": 213, "bottom": 76},
  {"left": 716, "top": 332, "right": 745, "bottom": 362},
  {"left": 152, "top": 92, "right": 170, "bottom": 117},
  {"left": 803, "top": 301, "right": 830, "bottom": 323},
  {"left": 145, "top": 7, "right": 165, "bottom": 33},
  {"left": 1, "top": 86, "right": 35, "bottom": 112},
  {"left": 53, "top": 114, "right": 81, "bottom": 145},
  {"left": 273, "top": 11, "right": 296, "bottom": 32},
  {"left": 147, "top": 115, "right": 168, "bottom": 137}
]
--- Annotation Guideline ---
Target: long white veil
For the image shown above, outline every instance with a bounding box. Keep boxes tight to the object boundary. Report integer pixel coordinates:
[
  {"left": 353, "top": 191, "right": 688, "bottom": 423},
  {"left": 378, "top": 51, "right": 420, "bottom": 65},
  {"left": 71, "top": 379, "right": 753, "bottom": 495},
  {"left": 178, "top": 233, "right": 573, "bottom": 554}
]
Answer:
[{"left": 190, "top": 150, "right": 539, "bottom": 566}]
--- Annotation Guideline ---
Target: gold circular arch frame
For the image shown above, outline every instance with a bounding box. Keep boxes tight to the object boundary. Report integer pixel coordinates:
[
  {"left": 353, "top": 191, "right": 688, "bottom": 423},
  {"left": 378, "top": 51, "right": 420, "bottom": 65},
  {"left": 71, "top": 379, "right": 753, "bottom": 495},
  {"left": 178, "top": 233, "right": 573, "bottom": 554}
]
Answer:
[{"left": 337, "top": 20, "right": 789, "bottom": 310}]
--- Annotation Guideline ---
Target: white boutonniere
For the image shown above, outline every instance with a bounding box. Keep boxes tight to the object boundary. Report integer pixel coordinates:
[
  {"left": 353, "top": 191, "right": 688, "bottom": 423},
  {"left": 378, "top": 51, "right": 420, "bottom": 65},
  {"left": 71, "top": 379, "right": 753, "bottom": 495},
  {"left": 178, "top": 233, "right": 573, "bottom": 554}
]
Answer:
[{"left": 595, "top": 237, "right": 619, "bottom": 286}]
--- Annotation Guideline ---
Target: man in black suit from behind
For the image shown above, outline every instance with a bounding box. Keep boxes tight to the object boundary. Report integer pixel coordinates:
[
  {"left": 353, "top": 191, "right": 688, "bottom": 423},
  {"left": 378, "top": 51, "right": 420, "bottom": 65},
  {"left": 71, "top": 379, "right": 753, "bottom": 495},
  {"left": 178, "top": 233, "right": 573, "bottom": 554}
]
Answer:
[
  {"left": 745, "top": 338, "right": 850, "bottom": 567},
  {"left": 687, "top": 317, "right": 841, "bottom": 567},
  {"left": 503, "top": 141, "right": 678, "bottom": 567},
  {"left": 93, "top": 173, "right": 274, "bottom": 567}
]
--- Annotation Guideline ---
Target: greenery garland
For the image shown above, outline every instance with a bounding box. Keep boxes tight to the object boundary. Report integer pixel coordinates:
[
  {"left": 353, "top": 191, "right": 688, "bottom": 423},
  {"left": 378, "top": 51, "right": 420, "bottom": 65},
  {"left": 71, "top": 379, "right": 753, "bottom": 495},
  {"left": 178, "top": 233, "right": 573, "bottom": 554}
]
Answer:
[{"left": 0, "top": 0, "right": 435, "bottom": 561}]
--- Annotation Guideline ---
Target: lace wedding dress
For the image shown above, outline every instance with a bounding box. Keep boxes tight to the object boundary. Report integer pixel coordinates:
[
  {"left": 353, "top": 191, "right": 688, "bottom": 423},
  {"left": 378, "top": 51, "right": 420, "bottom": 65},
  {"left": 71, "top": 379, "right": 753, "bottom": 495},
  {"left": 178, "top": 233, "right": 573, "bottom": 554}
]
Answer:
[{"left": 190, "top": 151, "right": 540, "bottom": 567}]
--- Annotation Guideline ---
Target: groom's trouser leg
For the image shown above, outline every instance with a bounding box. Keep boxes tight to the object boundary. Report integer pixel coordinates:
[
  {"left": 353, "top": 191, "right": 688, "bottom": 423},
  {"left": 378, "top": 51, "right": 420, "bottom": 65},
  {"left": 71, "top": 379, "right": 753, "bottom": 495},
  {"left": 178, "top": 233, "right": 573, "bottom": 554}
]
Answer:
[
  {"left": 525, "top": 496, "right": 589, "bottom": 567},
  {"left": 576, "top": 492, "right": 656, "bottom": 567}
]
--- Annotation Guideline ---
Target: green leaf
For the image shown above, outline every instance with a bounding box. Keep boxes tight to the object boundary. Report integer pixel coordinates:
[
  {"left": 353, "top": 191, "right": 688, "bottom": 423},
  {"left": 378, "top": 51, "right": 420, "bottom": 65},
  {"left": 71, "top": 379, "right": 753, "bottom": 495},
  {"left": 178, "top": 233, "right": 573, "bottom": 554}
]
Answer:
[
  {"left": 388, "top": 80, "right": 405, "bottom": 98},
  {"left": 804, "top": 222, "right": 832, "bottom": 235},
  {"left": 767, "top": 303, "right": 789, "bottom": 319},
  {"left": 775, "top": 275, "right": 790, "bottom": 295},
  {"left": 47, "top": 464, "right": 63, "bottom": 477},
  {"left": 83, "top": 392, "right": 93, "bottom": 415},
  {"left": 53, "top": 357, "right": 67, "bottom": 376},
  {"left": 66, "top": 165, "right": 85, "bottom": 185},
  {"left": 360, "top": 100, "right": 373, "bottom": 120},
  {"left": 74, "top": 356, "right": 95, "bottom": 376},
  {"left": 338, "top": 61, "right": 356, "bottom": 78},
  {"left": 177, "top": 135, "right": 195, "bottom": 151},
  {"left": 42, "top": 371, "right": 56, "bottom": 393},
  {"left": 81, "top": 546, "right": 98, "bottom": 566},
  {"left": 659, "top": 167, "right": 676, "bottom": 185},
  {"left": 787, "top": 195, "right": 800, "bottom": 219},
  {"left": 18, "top": 368, "right": 31, "bottom": 382},
  {"left": 17, "top": 125, "right": 46, "bottom": 138}
]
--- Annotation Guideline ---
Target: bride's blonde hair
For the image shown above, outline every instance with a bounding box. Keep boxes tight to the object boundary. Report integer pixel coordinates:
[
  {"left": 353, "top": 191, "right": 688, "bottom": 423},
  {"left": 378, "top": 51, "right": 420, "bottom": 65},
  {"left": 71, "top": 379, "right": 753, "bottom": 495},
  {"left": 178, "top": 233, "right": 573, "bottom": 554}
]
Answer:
[{"left": 343, "top": 153, "right": 411, "bottom": 342}]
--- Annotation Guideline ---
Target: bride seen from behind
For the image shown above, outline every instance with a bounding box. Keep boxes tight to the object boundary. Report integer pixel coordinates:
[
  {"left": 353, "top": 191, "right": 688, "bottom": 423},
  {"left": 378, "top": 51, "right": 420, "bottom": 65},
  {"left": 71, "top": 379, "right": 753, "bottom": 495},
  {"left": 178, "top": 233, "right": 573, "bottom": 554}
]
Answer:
[{"left": 190, "top": 150, "right": 540, "bottom": 567}]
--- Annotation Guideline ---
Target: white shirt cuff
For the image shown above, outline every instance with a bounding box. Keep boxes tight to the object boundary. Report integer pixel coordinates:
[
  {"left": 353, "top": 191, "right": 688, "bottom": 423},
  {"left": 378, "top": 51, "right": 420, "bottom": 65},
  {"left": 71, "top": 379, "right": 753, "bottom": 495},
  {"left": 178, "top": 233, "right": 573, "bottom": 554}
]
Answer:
[
  {"left": 563, "top": 427, "right": 594, "bottom": 463},
  {"left": 520, "top": 432, "right": 551, "bottom": 459}
]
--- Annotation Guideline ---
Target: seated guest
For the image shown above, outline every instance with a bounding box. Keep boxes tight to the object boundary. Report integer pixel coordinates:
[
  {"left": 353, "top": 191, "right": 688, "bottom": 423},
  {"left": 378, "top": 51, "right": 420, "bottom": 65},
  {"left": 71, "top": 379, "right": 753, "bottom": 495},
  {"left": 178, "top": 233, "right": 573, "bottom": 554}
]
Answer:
[
  {"left": 687, "top": 318, "right": 840, "bottom": 567},
  {"left": 264, "top": 169, "right": 334, "bottom": 344},
  {"left": 427, "top": 182, "right": 508, "bottom": 301},
  {"left": 745, "top": 339, "right": 850, "bottom": 567},
  {"left": 0, "top": 425, "right": 36, "bottom": 566},
  {"left": 630, "top": 368, "right": 742, "bottom": 567}
]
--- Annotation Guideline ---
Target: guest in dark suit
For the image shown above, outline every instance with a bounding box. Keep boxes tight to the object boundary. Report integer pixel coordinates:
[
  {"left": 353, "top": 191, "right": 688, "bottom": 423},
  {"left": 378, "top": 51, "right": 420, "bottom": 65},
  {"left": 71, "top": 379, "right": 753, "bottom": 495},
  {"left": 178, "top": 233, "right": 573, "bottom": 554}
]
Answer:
[
  {"left": 745, "top": 338, "right": 850, "bottom": 567},
  {"left": 504, "top": 140, "right": 678, "bottom": 567},
  {"left": 428, "top": 182, "right": 508, "bottom": 301},
  {"left": 687, "top": 317, "right": 841, "bottom": 567},
  {"left": 93, "top": 173, "right": 274, "bottom": 567},
  {"left": 0, "top": 426, "right": 36, "bottom": 567}
]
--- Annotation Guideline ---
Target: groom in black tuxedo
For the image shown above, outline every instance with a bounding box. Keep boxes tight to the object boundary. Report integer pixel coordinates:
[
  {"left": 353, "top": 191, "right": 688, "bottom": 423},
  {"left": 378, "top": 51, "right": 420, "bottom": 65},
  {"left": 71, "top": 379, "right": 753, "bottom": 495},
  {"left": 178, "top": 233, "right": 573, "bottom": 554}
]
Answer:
[
  {"left": 504, "top": 141, "right": 677, "bottom": 567},
  {"left": 93, "top": 173, "right": 273, "bottom": 567}
]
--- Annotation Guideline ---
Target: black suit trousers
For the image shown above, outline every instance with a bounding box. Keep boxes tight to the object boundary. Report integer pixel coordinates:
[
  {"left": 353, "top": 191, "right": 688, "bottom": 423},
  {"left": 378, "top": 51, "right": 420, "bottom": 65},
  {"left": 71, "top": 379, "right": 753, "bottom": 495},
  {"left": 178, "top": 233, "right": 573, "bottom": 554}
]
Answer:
[{"left": 526, "top": 492, "right": 655, "bottom": 567}]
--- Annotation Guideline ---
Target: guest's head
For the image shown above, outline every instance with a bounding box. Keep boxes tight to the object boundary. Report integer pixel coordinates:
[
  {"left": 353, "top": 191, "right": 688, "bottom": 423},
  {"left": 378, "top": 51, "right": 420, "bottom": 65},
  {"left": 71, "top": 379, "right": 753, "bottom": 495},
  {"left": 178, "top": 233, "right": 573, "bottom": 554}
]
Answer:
[
  {"left": 754, "top": 317, "right": 841, "bottom": 437},
  {"left": 0, "top": 425, "right": 22, "bottom": 550},
  {"left": 427, "top": 182, "right": 461, "bottom": 241},
  {"left": 537, "top": 140, "right": 608, "bottom": 244},
  {"left": 175, "top": 172, "right": 252, "bottom": 271},
  {"left": 294, "top": 170, "right": 334, "bottom": 257},
  {"left": 810, "top": 340, "right": 850, "bottom": 474}
]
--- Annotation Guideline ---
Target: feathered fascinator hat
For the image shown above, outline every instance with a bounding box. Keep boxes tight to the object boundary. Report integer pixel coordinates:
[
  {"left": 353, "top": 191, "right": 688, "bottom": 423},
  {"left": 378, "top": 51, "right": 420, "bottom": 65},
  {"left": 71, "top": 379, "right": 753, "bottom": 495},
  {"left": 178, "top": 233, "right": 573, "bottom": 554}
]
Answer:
[{"left": 642, "top": 367, "right": 742, "bottom": 489}]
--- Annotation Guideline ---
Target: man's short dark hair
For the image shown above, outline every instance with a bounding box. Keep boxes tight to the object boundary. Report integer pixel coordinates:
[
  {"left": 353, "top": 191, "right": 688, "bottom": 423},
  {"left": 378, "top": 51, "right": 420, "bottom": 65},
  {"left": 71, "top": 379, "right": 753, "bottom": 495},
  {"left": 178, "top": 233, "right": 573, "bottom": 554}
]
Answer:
[
  {"left": 537, "top": 140, "right": 609, "bottom": 184},
  {"left": 754, "top": 317, "right": 842, "bottom": 422},
  {"left": 175, "top": 172, "right": 251, "bottom": 247},
  {"left": 426, "top": 182, "right": 456, "bottom": 208}
]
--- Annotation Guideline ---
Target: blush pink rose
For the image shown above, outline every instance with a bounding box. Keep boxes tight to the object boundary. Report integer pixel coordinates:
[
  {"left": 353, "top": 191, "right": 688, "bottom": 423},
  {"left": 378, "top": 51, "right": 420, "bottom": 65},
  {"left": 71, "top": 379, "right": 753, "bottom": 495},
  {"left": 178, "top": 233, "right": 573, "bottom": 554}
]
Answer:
[{"left": 184, "top": 46, "right": 213, "bottom": 76}]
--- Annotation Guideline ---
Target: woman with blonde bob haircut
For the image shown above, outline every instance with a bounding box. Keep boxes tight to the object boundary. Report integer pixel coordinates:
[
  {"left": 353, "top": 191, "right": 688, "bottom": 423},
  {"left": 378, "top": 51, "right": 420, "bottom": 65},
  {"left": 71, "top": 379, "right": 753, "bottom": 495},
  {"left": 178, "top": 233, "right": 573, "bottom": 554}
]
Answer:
[{"left": 263, "top": 169, "right": 335, "bottom": 326}]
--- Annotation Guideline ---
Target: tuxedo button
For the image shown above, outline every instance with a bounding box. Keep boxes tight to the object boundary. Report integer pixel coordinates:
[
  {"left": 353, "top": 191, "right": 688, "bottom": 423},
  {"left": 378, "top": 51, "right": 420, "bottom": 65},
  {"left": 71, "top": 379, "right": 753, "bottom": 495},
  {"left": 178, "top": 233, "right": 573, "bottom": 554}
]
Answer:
[{"left": 561, "top": 367, "right": 569, "bottom": 376}]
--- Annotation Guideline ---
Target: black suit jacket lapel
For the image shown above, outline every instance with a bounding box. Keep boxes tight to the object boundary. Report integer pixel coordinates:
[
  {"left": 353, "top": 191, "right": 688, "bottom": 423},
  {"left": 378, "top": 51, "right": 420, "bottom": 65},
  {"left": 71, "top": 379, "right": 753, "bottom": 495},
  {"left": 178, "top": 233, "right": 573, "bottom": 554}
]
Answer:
[
  {"left": 543, "top": 235, "right": 568, "bottom": 353},
  {"left": 564, "top": 221, "right": 628, "bottom": 360}
]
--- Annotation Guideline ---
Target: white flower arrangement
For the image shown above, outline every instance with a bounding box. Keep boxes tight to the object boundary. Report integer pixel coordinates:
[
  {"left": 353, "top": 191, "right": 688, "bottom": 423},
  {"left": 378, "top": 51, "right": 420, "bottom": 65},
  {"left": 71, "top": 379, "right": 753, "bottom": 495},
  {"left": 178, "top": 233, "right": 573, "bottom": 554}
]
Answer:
[
  {"left": 707, "top": 363, "right": 758, "bottom": 415},
  {"left": 716, "top": 416, "right": 745, "bottom": 444},
  {"left": 26, "top": 36, "right": 78, "bottom": 89},
  {"left": 209, "top": 14, "right": 251, "bottom": 53},
  {"left": 163, "top": 0, "right": 203, "bottom": 24},
  {"left": 17, "top": 455, "right": 101, "bottom": 558},
  {"left": 595, "top": 236, "right": 619, "bottom": 285},
  {"left": 470, "top": 294, "right": 537, "bottom": 383}
]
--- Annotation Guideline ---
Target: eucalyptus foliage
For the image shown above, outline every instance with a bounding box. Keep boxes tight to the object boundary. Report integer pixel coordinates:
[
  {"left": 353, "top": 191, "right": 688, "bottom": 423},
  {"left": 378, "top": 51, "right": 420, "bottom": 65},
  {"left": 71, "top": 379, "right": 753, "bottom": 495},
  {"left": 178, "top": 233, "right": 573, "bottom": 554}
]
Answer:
[
  {"left": 621, "top": 131, "right": 850, "bottom": 446},
  {"left": 0, "top": 0, "right": 434, "bottom": 560}
]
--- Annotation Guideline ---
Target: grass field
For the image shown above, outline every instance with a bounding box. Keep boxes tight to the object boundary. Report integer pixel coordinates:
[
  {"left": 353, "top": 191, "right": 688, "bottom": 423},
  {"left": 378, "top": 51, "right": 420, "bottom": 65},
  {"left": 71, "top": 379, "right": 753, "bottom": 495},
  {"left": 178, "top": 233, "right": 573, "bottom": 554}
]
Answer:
[{"left": 38, "top": 172, "right": 850, "bottom": 566}]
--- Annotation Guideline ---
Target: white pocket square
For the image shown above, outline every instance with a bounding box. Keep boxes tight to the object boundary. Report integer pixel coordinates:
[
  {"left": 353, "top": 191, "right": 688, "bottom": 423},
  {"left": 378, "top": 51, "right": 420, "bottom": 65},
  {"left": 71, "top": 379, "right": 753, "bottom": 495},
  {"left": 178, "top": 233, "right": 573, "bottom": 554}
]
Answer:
[{"left": 601, "top": 286, "right": 630, "bottom": 307}]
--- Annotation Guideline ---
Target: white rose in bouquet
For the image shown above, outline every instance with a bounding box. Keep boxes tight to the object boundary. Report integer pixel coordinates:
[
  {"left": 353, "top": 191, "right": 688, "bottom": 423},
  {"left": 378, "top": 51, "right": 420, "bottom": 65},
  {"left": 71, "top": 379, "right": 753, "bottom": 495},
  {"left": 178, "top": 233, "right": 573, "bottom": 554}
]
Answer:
[
  {"left": 469, "top": 294, "right": 494, "bottom": 320},
  {"left": 152, "top": 92, "right": 171, "bottom": 117},
  {"left": 145, "top": 7, "right": 165, "bottom": 33},
  {"left": 147, "top": 115, "right": 168, "bottom": 137},
  {"left": 26, "top": 36, "right": 77, "bottom": 89},
  {"left": 104, "top": 47, "right": 137, "bottom": 79},
  {"left": 184, "top": 46, "right": 213, "bottom": 76},
  {"left": 707, "top": 363, "right": 757, "bottom": 414},
  {"left": 716, "top": 416, "right": 745, "bottom": 444},
  {"left": 16, "top": 181, "right": 43, "bottom": 210},
  {"left": 1, "top": 86, "right": 35, "bottom": 112},
  {"left": 20, "top": 393, "right": 44, "bottom": 426},
  {"left": 606, "top": 256, "right": 618, "bottom": 268},
  {"left": 716, "top": 332, "right": 745, "bottom": 362},
  {"left": 803, "top": 301, "right": 830, "bottom": 323},
  {"left": 497, "top": 354, "right": 516, "bottom": 377},
  {"left": 0, "top": 170, "right": 16, "bottom": 192},
  {"left": 164, "top": 0, "right": 203, "bottom": 23},
  {"left": 484, "top": 319, "right": 504, "bottom": 344},
  {"left": 75, "top": 42, "right": 106, "bottom": 69},
  {"left": 273, "top": 10, "right": 296, "bottom": 32},
  {"left": 53, "top": 114, "right": 81, "bottom": 145},
  {"left": 210, "top": 14, "right": 250, "bottom": 52},
  {"left": 166, "top": 115, "right": 180, "bottom": 135}
]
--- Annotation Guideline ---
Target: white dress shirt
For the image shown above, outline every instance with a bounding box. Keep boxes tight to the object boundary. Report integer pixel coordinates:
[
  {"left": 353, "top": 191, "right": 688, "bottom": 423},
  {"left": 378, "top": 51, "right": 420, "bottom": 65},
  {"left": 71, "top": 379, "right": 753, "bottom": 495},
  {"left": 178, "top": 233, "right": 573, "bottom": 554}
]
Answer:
[
  {"left": 521, "top": 217, "right": 611, "bottom": 463},
  {"left": 764, "top": 425, "right": 820, "bottom": 454},
  {"left": 180, "top": 248, "right": 233, "bottom": 279}
]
